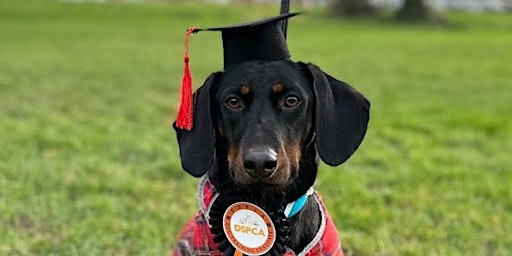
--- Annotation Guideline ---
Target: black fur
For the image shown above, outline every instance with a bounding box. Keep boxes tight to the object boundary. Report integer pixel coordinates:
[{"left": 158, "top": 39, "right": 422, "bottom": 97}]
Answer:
[{"left": 174, "top": 59, "right": 370, "bottom": 253}]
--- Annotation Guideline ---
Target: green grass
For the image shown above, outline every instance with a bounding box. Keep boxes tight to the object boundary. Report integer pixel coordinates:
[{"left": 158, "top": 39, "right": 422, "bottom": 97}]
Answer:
[{"left": 1, "top": 1, "right": 511, "bottom": 255}]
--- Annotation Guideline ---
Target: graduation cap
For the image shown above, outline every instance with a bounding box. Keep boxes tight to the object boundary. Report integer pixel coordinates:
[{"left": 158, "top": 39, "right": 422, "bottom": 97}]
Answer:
[
  {"left": 194, "top": 12, "right": 297, "bottom": 70},
  {"left": 176, "top": 13, "right": 299, "bottom": 130}
]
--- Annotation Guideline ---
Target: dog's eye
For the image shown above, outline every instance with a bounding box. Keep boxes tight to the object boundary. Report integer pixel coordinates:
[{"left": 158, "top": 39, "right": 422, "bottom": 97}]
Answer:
[
  {"left": 284, "top": 95, "right": 300, "bottom": 108},
  {"left": 225, "top": 97, "right": 241, "bottom": 109}
]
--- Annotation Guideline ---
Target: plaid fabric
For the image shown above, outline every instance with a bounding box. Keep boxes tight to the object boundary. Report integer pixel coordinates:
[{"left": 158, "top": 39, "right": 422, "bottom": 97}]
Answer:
[
  {"left": 302, "top": 204, "right": 343, "bottom": 256},
  {"left": 172, "top": 211, "right": 222, "bottom": 256},
  {"left": 171, "top": 179, "right": 343, "bottom": 256}
]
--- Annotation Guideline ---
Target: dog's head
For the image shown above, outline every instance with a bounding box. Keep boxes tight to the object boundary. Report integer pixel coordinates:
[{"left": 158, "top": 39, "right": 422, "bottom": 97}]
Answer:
[
  {"left": 211, "top": 61, "right": 315, "bottom": 186},
  {"left": 174, "top": 60, "right": 369, "bottom": 189}
]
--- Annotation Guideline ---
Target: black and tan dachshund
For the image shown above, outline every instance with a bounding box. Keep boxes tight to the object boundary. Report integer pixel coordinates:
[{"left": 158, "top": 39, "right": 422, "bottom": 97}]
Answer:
[{"left": 172, "top": 59, "right": 369, "bottom": 255}]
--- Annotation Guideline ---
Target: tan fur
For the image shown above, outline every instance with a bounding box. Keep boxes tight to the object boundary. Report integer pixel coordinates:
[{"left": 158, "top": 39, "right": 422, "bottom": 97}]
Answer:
[
  {"left": 240, "top": 85, "right": 250, "bottom": 95},
  {"left": 272, "top": 83, "right": 283, "bottom": 93}
]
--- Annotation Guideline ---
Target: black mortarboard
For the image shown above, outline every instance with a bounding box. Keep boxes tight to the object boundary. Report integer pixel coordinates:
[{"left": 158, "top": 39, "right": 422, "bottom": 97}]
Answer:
[
  {"left": 176, "top": 13, "right": 299, "bottom": 130},
  {"left": 193, "top": 12, "right": 298, "bottom": 70}
]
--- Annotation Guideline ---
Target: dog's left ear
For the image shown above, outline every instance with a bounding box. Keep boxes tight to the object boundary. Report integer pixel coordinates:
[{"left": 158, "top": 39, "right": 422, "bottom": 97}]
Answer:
[
  {"left": 173, "top": 72, "right": 220, "bottom": 177},
  {"left": 301, "top": 62, "right": 370, "bottom": 166}
]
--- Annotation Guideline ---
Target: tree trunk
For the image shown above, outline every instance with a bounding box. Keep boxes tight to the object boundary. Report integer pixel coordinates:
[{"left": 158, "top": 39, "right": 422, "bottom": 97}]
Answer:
[{"left": 395, "top": 0, "right": 444, "bottom": 23}]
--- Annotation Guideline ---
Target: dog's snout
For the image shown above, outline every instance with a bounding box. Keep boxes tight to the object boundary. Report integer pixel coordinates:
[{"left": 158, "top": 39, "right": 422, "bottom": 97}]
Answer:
[{"left": 243, "top": 148, "right": 277, "bottom": 178}]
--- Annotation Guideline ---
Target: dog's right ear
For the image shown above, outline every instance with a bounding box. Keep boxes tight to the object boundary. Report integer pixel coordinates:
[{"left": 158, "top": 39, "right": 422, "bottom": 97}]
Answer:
[
  {"left": 173, "top": 72, "right": 220, "bottom": 177},
  {"left": 301, "top": 62, "right": 370, "bottom": 166}
]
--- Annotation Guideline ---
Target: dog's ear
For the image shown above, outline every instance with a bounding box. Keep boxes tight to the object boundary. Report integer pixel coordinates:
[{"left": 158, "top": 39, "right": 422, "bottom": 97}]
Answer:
[
  {"left": 173, "top": 72, "right": 220, "bottom": 177},
  {"left": 302, "top": 62, "right": 370, "bottom": 166}
]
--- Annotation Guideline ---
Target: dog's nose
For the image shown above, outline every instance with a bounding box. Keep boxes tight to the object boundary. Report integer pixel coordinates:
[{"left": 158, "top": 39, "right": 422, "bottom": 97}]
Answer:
[{"left": 243, "top": 148, "right": 277, "bottom": 178}]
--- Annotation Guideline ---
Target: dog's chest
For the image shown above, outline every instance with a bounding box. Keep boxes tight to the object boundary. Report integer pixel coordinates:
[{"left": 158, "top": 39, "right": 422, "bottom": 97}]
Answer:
[{"left": 172, "top": 177, "right": 344, "bottom": 256}]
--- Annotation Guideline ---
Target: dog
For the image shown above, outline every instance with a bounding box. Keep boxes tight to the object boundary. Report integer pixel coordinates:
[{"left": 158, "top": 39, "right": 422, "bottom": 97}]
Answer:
[{"left": 172, "top": 59, "right": 370, "bottom": 256}]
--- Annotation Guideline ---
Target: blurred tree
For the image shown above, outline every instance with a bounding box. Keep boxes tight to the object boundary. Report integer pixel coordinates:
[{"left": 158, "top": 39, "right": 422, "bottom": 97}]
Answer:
[
  {"left": 395, "top": 0, "right": 445, "bottom": 23},
  {"left": 330, "top": 0, "right": 375, "bottom": 16}
]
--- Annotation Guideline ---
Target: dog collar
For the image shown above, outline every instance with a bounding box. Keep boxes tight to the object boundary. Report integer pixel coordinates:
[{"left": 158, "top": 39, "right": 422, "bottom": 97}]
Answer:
[
  {"left": 198, "top": 176, "right": 314, "bottom": 221},
  {"left": 281, "top": 187, "right": 314, "bottom": 218}
]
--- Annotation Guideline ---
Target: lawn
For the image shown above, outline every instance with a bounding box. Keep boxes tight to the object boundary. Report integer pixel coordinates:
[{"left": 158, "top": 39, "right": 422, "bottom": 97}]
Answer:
[{"left": 1, "top": 1, "right": 511, "bottom": 255}]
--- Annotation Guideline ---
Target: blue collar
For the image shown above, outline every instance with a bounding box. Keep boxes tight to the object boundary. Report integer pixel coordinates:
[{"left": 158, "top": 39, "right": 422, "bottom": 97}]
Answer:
[
  {"left": 281, "top": 187, "right": 314, "bottom": 218},
  {"left": 198, "top": 177, "right": 315, "bottom": 220}
]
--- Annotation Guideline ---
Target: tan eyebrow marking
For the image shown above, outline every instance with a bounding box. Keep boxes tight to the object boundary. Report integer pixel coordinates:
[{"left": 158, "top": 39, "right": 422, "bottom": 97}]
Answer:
[
  {"left": 240, "top": 85, "right": 250, "bottom": 95},
  {"left": 272, "top": 83, "right": 283, "bottom": 93}
]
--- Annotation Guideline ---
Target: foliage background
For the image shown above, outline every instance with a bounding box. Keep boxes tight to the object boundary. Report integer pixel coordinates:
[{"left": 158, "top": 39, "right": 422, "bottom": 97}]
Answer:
[{"left": 1, "top": 1, "right": 511, "bottom": 255}]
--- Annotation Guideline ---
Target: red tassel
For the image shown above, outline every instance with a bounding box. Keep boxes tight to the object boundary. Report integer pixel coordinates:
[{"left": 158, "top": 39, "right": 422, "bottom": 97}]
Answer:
[{"left": 176, "top": 27, "right": 197, "bottom": 131}]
